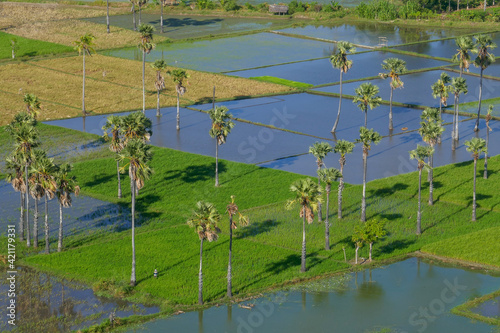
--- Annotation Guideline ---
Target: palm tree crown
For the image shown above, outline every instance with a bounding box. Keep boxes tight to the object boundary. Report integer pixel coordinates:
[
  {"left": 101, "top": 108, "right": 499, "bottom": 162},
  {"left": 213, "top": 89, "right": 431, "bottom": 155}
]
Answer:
[
  {"left": 353, "top": 83, "right": 382, "bottom": 127},
  {"left": 23, "top": 93, "right": 41, "bottom": 119},
  {"left": 330, "top": 41, "right": 356, "bottom": 73},
  {"left": 74, "top": 33, "right": 96, "bottom": 56},
  {"left": 472, "top": 34, "right": 496, "bottom": 70},
  {"left": 102, "top": 115, "right": 125, "bottom": 153},
  {"left": 118, "top": 139, "right": 154, "bottom": 190},
  {"left": 465, "top": 137, "right": 487, "bottom": 159},
  {"left": 138, "top": 24, "right": 155, "bottom": 52},
  {"left": 121, "top": 111, "right": 153, "bottom": 143},
  {"left": 286, "top": 178, "right": 322, "bottom": 223},
  {"left": 379, "top": 57, "right": 407, "bottom": 89},
  {"left": 187, "top": 201, "right": 221, "bottom": 242},
  {"left": 452, "top": 36, "right": 474, "bottom": 75},
  {"left": 208, "top": 106, "right": 234, "bottom": 145},
  {"left": 431, "top": 72, "right": 452, "bottom": 107},
  {"left": 309, "top": 142, "right": 333, "bottom": 168}
]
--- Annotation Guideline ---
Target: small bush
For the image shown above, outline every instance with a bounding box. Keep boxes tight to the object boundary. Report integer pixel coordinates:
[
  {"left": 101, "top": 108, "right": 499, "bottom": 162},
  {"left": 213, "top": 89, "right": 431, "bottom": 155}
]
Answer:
[
  {"left": 223, "top": 0, "right": 241, "bottom": 11},
  {"left": 245, "top": 2, "right": 256, "bottom": 10}
]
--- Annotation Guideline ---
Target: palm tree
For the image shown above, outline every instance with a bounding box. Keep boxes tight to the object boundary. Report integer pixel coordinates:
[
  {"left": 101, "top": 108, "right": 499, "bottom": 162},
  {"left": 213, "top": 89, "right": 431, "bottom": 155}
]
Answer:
[
  {"left": 353, "top": 83, "right": 382, "bottom": 127},
  {"left": 159, "top": 0, "right": 166, "bottom": 33},
  {"left": 106, "top": 0, "right": 110, "bottom": 33},
  {"left": 472, "top": 34, "right": 496, "bottom": 132},
  {"left": 23, "top": 93, "right": 41, "bottom": 119},
  {"left": 419, "top": 117, "right": 444, "bottom": 205},
  {"left": 208, "top": 106, "right": 234, "bottom": 187},
  {"left": 138, "top": 24, "right": 155, "bottom": 114},
  {"left": 330, "top": 41, "right": 356, "bottom": 133},
  {"left": 138, "top": 0, "right": 148, "bottom": 25},
  {"left": 286, "top": 178, "right": 322, "bottom": 273},
  {"left": 364, "top": 218, "right": 387, "bottom": 262},
  {"left": 187, "top": 201, "right": 221, "bottom": 305},
  {"left": 130, "top": 0, "right": 137, "bottom": 31},
  {"left": 151, "top": 59, "right": 168, "bottom": 117},
  {"left": 167, "top": 68, "right": 189, "bottom": 130},
  {"left": 31, "top": 153, "right": 57, "bottom": 254},
  {"left": 28, "top": 149, "right": 48, "bottom": 248},
  {"left": 102, "top": 115, "right": 125, "bottom": 198},
  {"left": 452, "top": 36, "right": 474, "bottom": 78},
  {"left": 333, "top": 140, "right": 355, "bottom": 219},
  {"left": 318, "top": 168, "right": 342, "bottom": 250},
  {"left": 356, "top": 127, "right": 381, "bottom": 222},
  {"left": 121, "top": 111, "right": 153, "bottom": 143},
  {"left": 74, "top": 33, "right": 96, "bottom": 116},
  {"left": 450, "top": 77, "right": 468, "bottom": 150},
  {"left": 5, "top": 151, "right": 26, "bottom": 241},
  {"left": 55, "top": 163, "right": 80, "bottom": 252},
  {"left": 6, "top": 112, "right": 39, "bottom": 247},
  {"left": 226, "top": 195, "right": 248, "bottom": 298},
  {"left": 431, "top": 72, "right": 452, "bottom": 125},
  {"left": 309, "top": 142, "right": 333, "bottom": 222},
  {"left": 379, "top": 58, "right": 407, "bottom": 130},
  {"left": 409, "top": 145, "right": 433, "bottom": 235},
  {"left": 484, "top": 105, "right": 493, "bottom": 179},
  {"left": 118, "top": 139, "right": 153, "bottom": 286},
  {"left": 465, "top": 137, "right": 487, "bottom": 221}
]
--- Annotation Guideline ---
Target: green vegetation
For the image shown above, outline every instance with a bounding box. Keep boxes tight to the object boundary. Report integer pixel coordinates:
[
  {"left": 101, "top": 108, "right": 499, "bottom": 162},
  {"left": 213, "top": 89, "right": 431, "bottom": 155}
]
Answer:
[
  {"left": 249, "top": 76, "right": 314, "bottom": 88},
  {"left": 0, "top": 31, "right": 72, "bottom": 60},
  {"left": 452, "top": 289, "right": 500, "bottom": 326}
]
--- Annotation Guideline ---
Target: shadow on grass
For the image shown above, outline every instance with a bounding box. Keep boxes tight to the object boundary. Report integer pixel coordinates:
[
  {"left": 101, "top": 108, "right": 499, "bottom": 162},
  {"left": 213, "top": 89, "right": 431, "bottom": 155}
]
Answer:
[
  {"left": 163, "top": 162, "right": 226, "bottom": 183},
  {"left": 377, "top": 239, "right": 416, "bottom": 255},
  {"left": 237, "top": 219, "right": 281, "bottom": 238},
  {"left": 369, "top": 183, "right": 409, "bottom": 198},
  {"left": 83, "top": 174, "right": 115, "bottom": 188}
]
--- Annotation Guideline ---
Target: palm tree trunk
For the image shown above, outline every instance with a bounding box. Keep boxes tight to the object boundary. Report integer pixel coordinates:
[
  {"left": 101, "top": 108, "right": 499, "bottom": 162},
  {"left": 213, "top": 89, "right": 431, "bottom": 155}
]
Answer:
[
  {"left": 484, "top": 127, "right": 489, "bottom": 179},
  {"left": 130, "top": 175, "right": 136, "bottom": 286},
  {"left": 176, "top": 92, "right": 180, "bottom": 130},
  {"left": 199, "top": 238, "right": 204, "bottom": 305},
  {"left": 317, "top": 168, "right": 322, "bottom": 223},
  {"left": 301, "top": 208, "right": 306, "bottom": 273},
  {"left": 20, "top": 192, "right": 24, "bottom": 241},
  {"left": 132, "top": 3, "right": 137, "bottom": 31},
  {"left": 26, "top": 163, "right": 30, "bottom": 247},
  {"left": 142, "top": 50, "right": 146, "bottom": 114},
  {"left": 417, "top": 168, "right": 422, "bottom": 235},
  {"left": 361, "top": 151, "right": 367, "bottom": 222},
  {"left": 474, "top": 68, "right": 484, "bottom": 132},
  {"left": 455, "top": 95, "right": 460, "bottom": 142},
  {"left": 338, "top": 165, "right": 344, "bottom": 219},
  {"left": 82, "top": 52, "right": 86, "bottom": 115},
  {"left": 332, "top": 71, "right": 343, "bottom": 133},
  {"left": 325, "top": 187, "right": 330, "bottom": 251},
  {"left": 139, "top": 5, "right": 142, "bottom": 25},
  {"left": 369, "top": 242, "right": 373, "bottom": 261},
  {"left": 45, "top": 194, "right": 49, "bottom": 254},
  {"left": 428, "top": 152, "right": 434, "bottom": 205},
  {"left": 438, "top": 100, "right": 442, "bottom": 144},
  {"left": 452, "top": 95, "right": 458, "bottom": 151},
  {"left": 156, "top": 89, "right": 161, "bottom": 117},
  {"left": 389, "top": 87, "right": 394, "bottom": 130},
  {"left": 355, "top": 246, "right": 359, "bottom": 264},
  {"left": 227, "top": 214, "right": 233, "bottom": 298},
  {"left": 58, "top": 202, "right": 63, "bottom": 252},
  {"left": 117, "top": 160, "right": 122, "bottom": 198},
  {"left": 160, "top": 2, "right": 164, "bottom": 33},
  {"left": 215, "top": 141, "right": 219, "bottom": 187},
  {"left": 34, "top": 196, "right": 39, "bottom": 248},
  {"left": 472, "top": 158, "right": 477, "bottom": 221},
  {"left": 364, "top": 110, "right": 367, "bottom": 128},
  {"left": 106, "top": 0, "right": 110, "bottom": 33}
]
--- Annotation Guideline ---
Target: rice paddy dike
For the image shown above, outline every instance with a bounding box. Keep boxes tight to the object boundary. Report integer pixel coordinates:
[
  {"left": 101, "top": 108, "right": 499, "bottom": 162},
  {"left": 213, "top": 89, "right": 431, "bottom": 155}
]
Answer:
[{"left": 1, "top": 1, "right": 500, "bottom": 332}]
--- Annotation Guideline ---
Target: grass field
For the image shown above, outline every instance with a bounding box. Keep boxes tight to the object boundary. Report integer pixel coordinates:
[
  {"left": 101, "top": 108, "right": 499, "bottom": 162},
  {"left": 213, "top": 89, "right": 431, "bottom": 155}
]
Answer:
[
  {"left": 0, "top": 54, "right": 292, "bottom": 125},
  {"left": 18, "top": 124, "right": 500, "bottom": 308},
  {"left": 0, "top": 32, "right": 73, "bottom": 60},
  {"left": 249, "top": 76, "right": 314, "bottom": 88}
]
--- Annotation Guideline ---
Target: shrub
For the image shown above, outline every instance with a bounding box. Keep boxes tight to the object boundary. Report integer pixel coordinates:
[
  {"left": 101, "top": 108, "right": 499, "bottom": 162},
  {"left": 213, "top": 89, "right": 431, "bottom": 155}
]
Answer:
[
  {"left": 223, "top": 0, "right": 241, "bottom": 11},
  {"left": 245, "top": 2, "right": 256, "bottom": 10}
]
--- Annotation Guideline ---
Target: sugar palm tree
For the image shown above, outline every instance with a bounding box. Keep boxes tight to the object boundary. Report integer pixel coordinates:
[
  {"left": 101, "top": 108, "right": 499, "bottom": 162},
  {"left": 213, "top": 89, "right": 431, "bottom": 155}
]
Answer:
[
  {"left": 6, "top": 112, "right": 39, "bottom": 247},
  {"left": 160, "top": 0, "right": 166, "bottom": 33},
  {"left": 364, "top": 218, "right": 387, "bottom": 262},
  {"left": 106, "top": 0, "right": 110, "bottom": 33},
  {"left": 353, "top": 83, "right": 382, "bottom": 127},
  {"left": 452, "top": 36, "right": 474, "bottom": 78},
  {"left": 465, "top": 137, "right": 487, "bottom": 221},
  {"left": 167, "top": 68, "right": 189, "bottom": 130},
  {"left": 450, "top": 77, "right": 468, "bottom": 150},
  {"left": 431, "top": 72, "right": 452, "bottom": 125},
  {"left": 208, "top": 106, "right": 234, "bottom": 187},
  {"left": 130, "top": 0, "right": 137, "bottom": 31},
  {"left": 286, "top": 178, "right": 322, "bottom": 273},
  {"left": 138, "top": 0, "right": 148, "bottom": 25},
  {"left": 23, "top": 93, "right": 41, "bottom": 119},
  {"left": 419, "top": 117, "right": 444, "bottom": 205},
  {"left": 121, "top": 111, "right": 153, "bottom": 144},
  {"left": 31, "top": 153, "right": 57, "bottom": 254},
  {"left": 309, "top": 142, "right": 333, "bottom": 222},
  {"left": 409, "top": 145, "right": 433, "bottom": 235},
  {"left": 74, "top": 33, "right": 96, "bottom": 116},
  {"left": 151, "top": 59, "right": 168, "bottom": 117},
  {"left": 118, "top": 139, "right": 153, "bottom": 286},
  {"left": 318, "top": 168, "right": 342, "bottom": 250},
  {"left": 55, "top": 163, "right": 80, "bottom": 252},
  {"left": 102, "top": 115, "right": 125, "bottom": 198},
  {"left": 472, "top": 34, "right": 496, "bottom": 132},
  {"left": 138, "top": 24, "right": 155, "bottom": 114},
  {"left": 5, "top": 151, "right": 26, "bottom": 241},
  {"left": 187, "top": 201, "right": 221, "bottom": 305},
  {"left": 379, "top": 58, "right": 407, "bottom": 130},
  {"left": 484, "top": 105, "right": 493, "bottom": 179},
  {"left": 29, "top": 149, "right": 50, "bottom": 248},
  {"left": 226, "top": 195, "right": 248, "bottom": 298},
  {"left": 330, "top": 41, "right": 356, "bottom": 133},
  {"left": 334, "top": 139, "right": 355, "bottom": 219},
  {"left": 356, "top": 127, "right": 381, "bottom": 222}
]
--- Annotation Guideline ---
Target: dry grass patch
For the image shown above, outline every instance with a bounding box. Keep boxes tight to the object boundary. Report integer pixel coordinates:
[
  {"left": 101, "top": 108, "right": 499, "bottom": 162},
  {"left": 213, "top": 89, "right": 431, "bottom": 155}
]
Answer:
[
  {"left": 0, "top": 55, "right": 292, "bottom": 125},
  {"left": 0, "top": 2, "right": 128, "bottom": 29},
  {"left": 6, "top": 19, "right": 166, "bottom": 50}
]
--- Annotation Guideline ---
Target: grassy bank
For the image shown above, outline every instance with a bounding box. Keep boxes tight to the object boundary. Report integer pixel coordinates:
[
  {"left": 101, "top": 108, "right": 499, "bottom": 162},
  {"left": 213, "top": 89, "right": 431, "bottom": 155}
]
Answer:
[{"left": 0, "top": 32, "right": 73, "bottom": 60}]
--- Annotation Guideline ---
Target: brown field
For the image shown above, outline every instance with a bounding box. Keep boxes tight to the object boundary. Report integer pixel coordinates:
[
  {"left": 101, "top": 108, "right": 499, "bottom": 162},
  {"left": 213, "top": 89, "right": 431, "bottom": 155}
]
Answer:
[{"left": 0, "top": 54, "right": 292, "bottom": 125}]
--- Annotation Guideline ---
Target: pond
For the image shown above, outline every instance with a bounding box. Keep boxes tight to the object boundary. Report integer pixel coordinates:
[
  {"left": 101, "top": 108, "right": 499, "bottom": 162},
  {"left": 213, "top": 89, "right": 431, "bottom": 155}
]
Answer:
[
  {"left": 125, "top": 257, "right": 500, "bottom": 333},
  {"left": 0, "top": 267, "right": 159, "bottom": 332}
]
